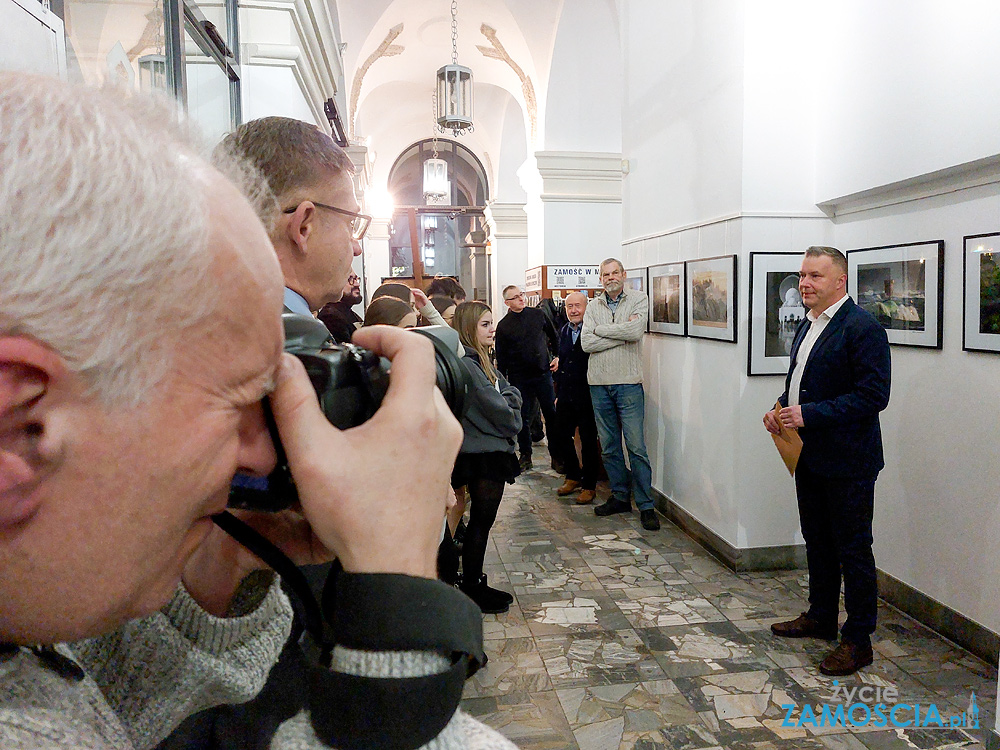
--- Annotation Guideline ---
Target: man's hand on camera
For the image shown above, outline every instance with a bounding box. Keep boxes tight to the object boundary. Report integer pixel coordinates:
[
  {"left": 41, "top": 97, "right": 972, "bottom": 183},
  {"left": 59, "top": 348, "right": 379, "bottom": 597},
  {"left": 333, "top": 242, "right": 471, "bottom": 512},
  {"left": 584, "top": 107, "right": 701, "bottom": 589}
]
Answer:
[{"left": 270, "top": 326, "right": 463, "bottom": 580}]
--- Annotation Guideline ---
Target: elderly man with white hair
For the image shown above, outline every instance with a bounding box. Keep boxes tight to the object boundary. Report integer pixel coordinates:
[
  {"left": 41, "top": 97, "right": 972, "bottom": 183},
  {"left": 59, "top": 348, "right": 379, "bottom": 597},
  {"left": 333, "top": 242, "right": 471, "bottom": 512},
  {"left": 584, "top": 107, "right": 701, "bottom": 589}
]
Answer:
[{"left": 0, "top": 74, "right": 515, "bottom": 750}]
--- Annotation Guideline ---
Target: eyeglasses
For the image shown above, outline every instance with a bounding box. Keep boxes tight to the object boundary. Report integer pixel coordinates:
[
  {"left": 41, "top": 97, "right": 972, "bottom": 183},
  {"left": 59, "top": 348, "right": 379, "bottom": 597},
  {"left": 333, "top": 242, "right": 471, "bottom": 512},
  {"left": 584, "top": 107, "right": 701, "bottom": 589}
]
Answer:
[
  {"left": 504, "top": 292, "right": 525, "bottom": 301},
  {"left": 283, "top": 201, "right": 372, "bottom": 241}
]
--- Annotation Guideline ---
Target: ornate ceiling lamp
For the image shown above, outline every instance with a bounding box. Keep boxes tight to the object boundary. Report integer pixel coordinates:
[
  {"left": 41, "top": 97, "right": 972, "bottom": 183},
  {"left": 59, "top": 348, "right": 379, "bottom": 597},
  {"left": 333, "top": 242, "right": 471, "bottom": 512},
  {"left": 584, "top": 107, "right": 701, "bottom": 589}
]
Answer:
[
  {"left": 435, "top": 0, "right": 473, "bottom": 136},
  {"left": 423, "top": 95, "right": 450, "bottom": 202}
]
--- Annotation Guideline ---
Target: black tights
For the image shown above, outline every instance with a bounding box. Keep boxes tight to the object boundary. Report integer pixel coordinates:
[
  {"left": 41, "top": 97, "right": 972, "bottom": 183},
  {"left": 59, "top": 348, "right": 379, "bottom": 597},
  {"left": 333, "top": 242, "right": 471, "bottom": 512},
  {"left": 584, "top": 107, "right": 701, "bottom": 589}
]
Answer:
[{"left": 462, "top": 477, "right": 506, "bottom": 585}]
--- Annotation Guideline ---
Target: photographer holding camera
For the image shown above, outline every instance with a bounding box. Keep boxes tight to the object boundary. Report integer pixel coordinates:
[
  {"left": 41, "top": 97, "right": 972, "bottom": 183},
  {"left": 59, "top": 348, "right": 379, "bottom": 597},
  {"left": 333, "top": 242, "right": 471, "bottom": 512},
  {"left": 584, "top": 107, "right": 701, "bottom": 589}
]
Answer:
[{"left": 0, "top": 75, "right": 511, "bottom": 750}]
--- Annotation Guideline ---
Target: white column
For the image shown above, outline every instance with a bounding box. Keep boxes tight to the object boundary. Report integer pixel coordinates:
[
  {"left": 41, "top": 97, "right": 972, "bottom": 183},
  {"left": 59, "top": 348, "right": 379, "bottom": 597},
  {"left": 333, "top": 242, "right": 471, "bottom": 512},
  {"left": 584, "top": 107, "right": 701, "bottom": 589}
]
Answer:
[
  {"left": 362, "top": 218, "right": 391, "bottom": 306},
  {"left": 485, "top": 202, "right": 528, "bottom": 315},
  {"left": 534, "top": 151, "right": 623, "bottom": 266}
]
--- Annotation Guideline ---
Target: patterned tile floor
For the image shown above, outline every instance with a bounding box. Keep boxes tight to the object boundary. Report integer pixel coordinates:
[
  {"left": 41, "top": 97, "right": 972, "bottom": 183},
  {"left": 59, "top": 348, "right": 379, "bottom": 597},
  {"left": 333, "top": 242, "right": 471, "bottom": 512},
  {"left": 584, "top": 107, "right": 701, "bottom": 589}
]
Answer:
[{"left": 460, "top": 462, "right": 998, "bottom": 750}]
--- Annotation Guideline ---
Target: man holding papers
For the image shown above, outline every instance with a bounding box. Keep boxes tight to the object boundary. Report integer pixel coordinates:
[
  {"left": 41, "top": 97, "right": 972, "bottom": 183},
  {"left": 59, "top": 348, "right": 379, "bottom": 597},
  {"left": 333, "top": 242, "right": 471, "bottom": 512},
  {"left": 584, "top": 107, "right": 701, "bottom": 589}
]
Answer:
[{"left": 763, "top": 246, "right": 891, "bottom": 677}]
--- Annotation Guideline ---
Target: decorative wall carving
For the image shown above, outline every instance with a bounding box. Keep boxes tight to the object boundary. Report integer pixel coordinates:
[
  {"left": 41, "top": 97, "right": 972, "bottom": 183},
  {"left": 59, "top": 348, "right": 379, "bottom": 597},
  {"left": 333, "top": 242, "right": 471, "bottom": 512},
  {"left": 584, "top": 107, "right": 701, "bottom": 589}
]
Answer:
[
  {"left": 350, "top": 23, "right": 404, "bottom": 139},
  {"left": 477, "top": 24, "right": 537, "bottom": 145}
]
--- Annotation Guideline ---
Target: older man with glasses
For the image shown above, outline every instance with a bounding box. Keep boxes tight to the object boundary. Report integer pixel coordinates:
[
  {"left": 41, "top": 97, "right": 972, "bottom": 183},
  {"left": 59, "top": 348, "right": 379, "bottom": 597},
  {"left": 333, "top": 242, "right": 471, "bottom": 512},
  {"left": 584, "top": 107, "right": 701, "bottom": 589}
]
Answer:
[{"left": 494, "top": 285, "right": 564, "bottom": 473}]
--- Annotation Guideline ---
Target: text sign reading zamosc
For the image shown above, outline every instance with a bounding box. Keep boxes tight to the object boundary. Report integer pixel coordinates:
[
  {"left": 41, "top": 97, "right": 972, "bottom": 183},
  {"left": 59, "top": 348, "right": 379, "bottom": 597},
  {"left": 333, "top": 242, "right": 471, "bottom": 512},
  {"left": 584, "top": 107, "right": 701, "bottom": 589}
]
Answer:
[{"left": 547, "top": 266, "right": 603, "bottom": 289}]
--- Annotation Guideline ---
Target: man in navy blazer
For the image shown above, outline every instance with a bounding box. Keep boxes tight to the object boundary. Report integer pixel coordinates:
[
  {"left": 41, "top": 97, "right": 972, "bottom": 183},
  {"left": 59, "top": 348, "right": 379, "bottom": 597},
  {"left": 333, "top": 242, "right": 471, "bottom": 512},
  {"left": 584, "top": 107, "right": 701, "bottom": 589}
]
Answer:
[
  {"left": 764, "top": 246, "right": 891, "bottom": 677},
  {"left": 553, "top": 292, "right": 602, "bottom": 504}
]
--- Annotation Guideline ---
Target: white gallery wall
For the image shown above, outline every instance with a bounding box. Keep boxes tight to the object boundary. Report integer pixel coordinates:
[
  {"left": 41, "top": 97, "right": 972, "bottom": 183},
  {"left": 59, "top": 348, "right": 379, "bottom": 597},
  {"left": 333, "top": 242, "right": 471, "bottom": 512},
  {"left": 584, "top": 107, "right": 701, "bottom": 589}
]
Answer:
[{"left": 620, "top": 0, "right": 1000, "bottom": 637}]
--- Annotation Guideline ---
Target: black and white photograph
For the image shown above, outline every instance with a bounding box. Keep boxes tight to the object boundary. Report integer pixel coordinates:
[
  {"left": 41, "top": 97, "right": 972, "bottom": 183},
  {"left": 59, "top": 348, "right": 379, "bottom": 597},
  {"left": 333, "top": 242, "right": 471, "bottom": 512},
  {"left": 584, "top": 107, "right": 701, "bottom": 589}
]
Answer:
[
  {"left": 686, "top": 255, "right": 737, "bottom": 342},
  {"left": 963, "top": 232, "right": 1000, "bottom": 353},
  {"left": 748, "top": 252, "right": 805, "bottom": 375},
  {"left": 847, "top": 240, "right": 944, "bottom": 348},
  {"left": 647, "top": 262, "right": 685, "bottom": 336}
]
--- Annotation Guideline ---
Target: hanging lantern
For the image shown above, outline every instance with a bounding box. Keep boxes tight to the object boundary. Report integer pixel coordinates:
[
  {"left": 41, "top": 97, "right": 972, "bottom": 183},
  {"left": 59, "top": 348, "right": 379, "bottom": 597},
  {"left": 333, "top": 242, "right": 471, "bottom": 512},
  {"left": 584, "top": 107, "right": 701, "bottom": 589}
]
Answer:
[
  {"left": 435, "top": 0, "right": 473, "bottom": 136},
  {"left": 436, "top": 65, "right": 473, "bottom": 136},
  {"left": 422, "top": 157, "right": 449, "bottom": 199}
]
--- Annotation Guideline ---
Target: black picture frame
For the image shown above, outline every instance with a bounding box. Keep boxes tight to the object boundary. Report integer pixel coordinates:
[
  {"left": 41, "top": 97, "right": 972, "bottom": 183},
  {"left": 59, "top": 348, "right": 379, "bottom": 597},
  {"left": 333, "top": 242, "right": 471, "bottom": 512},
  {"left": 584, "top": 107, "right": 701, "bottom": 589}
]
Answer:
[
  {"left": 846, "top": 240, "right": 944, "bottom": 349},
  {"left": 963, "top": 232, "right": 1000, "bottom": 354},
  {"left": 685, "top": 254, "right": 737, "bottom": 343},
  {"left": 747, "top": 252, "right": 804, "bottom": 375}
]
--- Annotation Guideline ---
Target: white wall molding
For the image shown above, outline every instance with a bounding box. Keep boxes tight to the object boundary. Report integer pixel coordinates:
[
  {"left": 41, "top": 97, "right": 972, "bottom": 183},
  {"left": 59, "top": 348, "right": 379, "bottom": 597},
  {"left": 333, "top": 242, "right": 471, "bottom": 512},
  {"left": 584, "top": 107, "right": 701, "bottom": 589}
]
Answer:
[
  {"left": 240, "top": 0, "right": 343, "bottom": 124},
  {"left": 622, "top": 211, "right": 829, "bottom": 247},
  {"left": 817, "top": 153, "right": 1000, "bottom": 218},
  {"left": 535, "top": 150, "right": 624, "bottom": 203},
  {"left": 485, "top": 202, "right": 528, "bottom": 239}
]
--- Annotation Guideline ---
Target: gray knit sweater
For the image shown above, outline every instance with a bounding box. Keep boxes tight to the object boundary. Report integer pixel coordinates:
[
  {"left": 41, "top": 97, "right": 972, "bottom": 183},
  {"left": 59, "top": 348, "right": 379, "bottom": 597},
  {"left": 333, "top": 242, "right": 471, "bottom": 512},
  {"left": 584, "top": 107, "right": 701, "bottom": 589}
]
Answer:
[
  {"left": 0, "top": 582, "right": 517, "bottom": 750},
  {"left": 580, "top": 288, "right": 648, "bottom": 385}
]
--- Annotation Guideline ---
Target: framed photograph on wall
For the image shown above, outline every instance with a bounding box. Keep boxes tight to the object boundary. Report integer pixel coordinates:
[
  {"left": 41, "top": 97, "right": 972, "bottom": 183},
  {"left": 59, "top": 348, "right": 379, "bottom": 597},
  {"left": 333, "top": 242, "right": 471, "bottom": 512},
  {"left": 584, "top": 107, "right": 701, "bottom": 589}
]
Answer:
[
  {"left": 748, "top": 252, "right": 804, "bottom": 375},
  {"left": 686, "top": 255, "right": 737, "bottom": 342},
  {"left": 846, "top": 240, "right": 944, "bottom": 348},
  {"left": 623, "top": 267, "right": 646, "bottom": 294},
  {"left": 623, "top": 267, "right": 649, "bottom": 331},
  {"left": 963, "top": 232, "right": 1000, "bottom": 353},
  {"left": 647, "top": 262, "right": 686, "bottom": 335}
]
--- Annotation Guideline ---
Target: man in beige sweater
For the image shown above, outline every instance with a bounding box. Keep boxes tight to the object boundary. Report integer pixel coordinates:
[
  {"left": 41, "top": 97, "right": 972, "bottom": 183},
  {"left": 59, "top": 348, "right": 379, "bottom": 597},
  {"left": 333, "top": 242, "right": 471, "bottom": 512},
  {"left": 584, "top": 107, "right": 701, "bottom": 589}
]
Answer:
[{"left": 581, "top": 259, "right": 660, "bottom": 531}]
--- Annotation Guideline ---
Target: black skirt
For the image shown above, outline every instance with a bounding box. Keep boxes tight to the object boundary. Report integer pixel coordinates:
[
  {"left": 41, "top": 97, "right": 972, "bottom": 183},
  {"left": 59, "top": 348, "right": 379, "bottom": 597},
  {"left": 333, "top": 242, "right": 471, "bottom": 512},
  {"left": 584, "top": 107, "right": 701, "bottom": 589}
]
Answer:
[{"left": 451, "top": 451, "right": 521, "bottom": 488}]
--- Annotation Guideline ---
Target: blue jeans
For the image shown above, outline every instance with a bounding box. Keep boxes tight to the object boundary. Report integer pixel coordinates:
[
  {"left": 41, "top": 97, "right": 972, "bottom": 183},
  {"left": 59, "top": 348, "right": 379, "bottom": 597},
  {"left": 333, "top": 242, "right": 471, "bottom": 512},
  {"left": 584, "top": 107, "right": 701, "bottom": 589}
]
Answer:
[{"left": 589, "top": 384, "right": 654, "bottom": 510}]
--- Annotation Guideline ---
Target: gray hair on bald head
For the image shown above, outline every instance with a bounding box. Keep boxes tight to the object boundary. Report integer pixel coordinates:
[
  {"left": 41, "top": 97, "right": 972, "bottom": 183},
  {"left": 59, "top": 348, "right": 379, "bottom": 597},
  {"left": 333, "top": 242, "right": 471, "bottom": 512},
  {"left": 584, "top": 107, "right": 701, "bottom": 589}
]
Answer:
[
  {"left": 804, "top": 246, "right": 848, "bottom": 275},
  {"left": 0, "top": 73, "right": 223, "bottom": 409}
]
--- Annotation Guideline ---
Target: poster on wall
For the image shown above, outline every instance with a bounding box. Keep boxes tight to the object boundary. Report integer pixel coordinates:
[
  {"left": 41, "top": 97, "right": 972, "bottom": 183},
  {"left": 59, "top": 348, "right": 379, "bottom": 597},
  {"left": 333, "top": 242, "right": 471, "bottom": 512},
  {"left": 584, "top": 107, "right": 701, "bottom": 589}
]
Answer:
[
  {"left": 546, "top": 265, "right": 603, "bottom": 290},
  {"left": 686, "top": 255, "right": 737, "bottom": 342},
  {"left": 846, "top": 240, "right": 944, "bottom": 348},
  {"left": 963, "top": 232, "right": 1000, "bottom": 354},
  {"left": 747, "top": 252, "right": 805, "bottom": 375},
  {"left": 647, "top": 262, "right": 685, "bottom": 336}
]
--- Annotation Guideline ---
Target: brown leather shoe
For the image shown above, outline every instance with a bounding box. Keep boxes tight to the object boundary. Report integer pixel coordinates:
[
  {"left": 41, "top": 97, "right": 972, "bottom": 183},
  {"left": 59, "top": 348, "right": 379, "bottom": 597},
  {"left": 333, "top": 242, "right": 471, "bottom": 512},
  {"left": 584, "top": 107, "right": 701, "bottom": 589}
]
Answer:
[
  {"left": 770, "top": 613, "right": 838, "bottom": 640},
  {"left": 557, "top": 479, "right": 581, "bottom": 496},
  {"left": 576, "top": 489, "right": 596, "bottom": 504},
  {"left": 819, "top": 641, "right": 873, "bottom": 676}
]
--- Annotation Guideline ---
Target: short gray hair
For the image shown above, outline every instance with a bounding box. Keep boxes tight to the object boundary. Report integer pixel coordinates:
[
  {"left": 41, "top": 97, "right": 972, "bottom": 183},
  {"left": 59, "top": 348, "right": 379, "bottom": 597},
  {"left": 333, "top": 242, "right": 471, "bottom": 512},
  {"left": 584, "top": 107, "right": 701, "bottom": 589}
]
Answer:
[
  {"left": 599, "top": 258, "right": 625, "bottom": 274},
  {"left": 805, "top": 246, "right": 848, "bottom": 275},
  {"left": 0, "top": 74, "right": 220, "bottom": 409}
]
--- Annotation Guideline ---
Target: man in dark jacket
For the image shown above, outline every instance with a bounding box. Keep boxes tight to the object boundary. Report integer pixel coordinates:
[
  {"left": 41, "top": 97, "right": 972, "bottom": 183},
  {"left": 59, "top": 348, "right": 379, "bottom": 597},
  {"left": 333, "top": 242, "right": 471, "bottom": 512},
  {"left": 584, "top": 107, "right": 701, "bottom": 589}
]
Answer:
[
  {"left": 764, "top": 246, "right": 891, "bottom": 677},
  {"left": 553, "top": 292, "right": 601, "bottom": 504},
  {"left": 318, "top": 272, "right": 362, "bottom": 343},
  {"left": 494, "top": 285, "right": 563, "bottom": 472}
]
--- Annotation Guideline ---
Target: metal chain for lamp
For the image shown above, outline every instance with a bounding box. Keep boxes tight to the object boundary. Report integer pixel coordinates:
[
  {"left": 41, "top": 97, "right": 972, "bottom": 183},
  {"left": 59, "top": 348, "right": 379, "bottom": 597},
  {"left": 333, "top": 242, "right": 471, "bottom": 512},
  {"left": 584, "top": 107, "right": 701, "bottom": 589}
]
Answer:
[
  {"left": 434, "top": 0, "right": 473, "bottom": 137},
  {"left": 451, "top": 0, "right": 458, "bottom": 64},
  {"left": 431, "top": 93, "right": 439, "bottom": 159}
]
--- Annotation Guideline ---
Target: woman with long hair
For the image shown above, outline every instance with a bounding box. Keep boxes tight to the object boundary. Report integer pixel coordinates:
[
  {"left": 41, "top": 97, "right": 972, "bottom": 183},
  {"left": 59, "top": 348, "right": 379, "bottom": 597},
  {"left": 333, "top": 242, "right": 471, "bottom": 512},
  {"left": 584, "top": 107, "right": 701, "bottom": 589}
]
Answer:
[
  {"left": 450, "top": 301, "right": 522, "bottom": 613},
  {"left": 362, "top": 296, "right": 417, "bottom": 328}
]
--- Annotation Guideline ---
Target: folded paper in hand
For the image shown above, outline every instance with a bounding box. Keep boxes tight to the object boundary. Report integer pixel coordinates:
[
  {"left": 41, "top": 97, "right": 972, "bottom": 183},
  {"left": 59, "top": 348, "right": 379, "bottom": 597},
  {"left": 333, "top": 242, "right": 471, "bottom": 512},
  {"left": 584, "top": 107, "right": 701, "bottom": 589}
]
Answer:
[{"left": 770, "top": 401, "right": 802, "bottom": 476}]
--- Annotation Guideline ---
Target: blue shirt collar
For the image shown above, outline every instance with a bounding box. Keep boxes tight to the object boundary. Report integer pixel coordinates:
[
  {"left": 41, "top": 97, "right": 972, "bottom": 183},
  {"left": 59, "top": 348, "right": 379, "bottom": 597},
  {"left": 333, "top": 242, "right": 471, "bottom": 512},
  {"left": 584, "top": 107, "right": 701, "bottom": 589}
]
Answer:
[{"left": 284, "top": 287, "right": 312, "bottom": 315}]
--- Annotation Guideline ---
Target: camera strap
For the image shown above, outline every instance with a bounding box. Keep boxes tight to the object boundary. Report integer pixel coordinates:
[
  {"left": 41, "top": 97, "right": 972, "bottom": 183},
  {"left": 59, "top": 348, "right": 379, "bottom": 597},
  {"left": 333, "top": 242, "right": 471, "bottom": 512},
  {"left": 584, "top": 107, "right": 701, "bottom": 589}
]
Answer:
[{"left": 213, "top": 512, "right": 486, "bottom": 750}]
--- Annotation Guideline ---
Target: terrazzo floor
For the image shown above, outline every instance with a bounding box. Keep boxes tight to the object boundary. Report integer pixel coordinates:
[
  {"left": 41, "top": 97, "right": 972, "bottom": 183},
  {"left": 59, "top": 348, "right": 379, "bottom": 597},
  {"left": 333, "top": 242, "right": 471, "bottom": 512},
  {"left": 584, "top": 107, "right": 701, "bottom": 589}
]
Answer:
[{"left": 459, "top": 460, "right": 998, "bottom": 750}]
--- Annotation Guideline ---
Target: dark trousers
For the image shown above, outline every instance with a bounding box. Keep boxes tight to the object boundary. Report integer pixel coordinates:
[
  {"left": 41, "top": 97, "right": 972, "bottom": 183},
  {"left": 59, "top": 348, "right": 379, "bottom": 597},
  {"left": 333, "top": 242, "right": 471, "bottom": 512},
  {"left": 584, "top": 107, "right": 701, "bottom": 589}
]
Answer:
[
  {"left": 509, "top": 372, "right": 559, "bottom": 461},
  {"left": 556, "top": 395, "right": 601, "bottom": 489},
  {"left": 795, "top": 462, "right": 878, "bottom": 645}
]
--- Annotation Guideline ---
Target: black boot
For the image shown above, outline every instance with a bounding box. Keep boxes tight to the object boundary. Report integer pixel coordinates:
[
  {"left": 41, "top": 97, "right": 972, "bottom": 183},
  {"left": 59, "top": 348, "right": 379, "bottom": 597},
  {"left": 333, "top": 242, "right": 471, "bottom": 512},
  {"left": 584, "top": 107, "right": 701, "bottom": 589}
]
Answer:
[{"left": 460, "top": 575, "right": 511, "bottom": 614}]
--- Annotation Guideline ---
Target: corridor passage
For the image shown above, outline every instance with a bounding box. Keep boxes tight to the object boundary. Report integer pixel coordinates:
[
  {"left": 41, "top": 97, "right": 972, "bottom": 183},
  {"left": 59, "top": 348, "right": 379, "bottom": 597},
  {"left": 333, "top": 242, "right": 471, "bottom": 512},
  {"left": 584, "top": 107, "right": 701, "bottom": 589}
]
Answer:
[{"left": 461, "top": 464, "right": 997, "bottom": 750}]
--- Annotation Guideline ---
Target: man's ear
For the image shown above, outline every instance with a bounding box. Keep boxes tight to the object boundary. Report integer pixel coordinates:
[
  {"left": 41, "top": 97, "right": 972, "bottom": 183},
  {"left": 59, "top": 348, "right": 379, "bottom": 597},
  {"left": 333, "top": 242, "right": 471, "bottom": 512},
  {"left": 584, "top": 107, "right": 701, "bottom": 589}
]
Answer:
[
  {"left": 283, "top": 202, "right": 315, "bottom": 255},
  {"left": 0, "top": 337, "right": 66, "bottom": 524}
]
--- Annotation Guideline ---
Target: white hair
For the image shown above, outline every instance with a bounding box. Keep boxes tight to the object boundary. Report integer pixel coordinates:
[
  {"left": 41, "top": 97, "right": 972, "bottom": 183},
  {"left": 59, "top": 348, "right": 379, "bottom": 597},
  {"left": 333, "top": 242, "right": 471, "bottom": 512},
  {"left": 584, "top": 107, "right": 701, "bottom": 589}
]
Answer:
[{"left": 0, "top": 73, "right": 218, "bottom": 409}]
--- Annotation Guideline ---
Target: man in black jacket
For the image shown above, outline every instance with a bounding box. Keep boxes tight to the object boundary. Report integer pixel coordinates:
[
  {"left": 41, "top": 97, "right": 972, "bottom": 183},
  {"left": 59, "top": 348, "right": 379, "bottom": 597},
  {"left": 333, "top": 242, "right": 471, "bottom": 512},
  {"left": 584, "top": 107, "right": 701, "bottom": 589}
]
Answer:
[
  {"left": 553, "top": 292, "right": 601, "bottom": 504},
  {"left": 764, "top": 246, "right": 891, "bottom": 677},
  {"left": 318, "top": 272, "right": 362, "bottom": 343},
  {"left": 494, "top": 285, "right": 563, "bottom": 472}
]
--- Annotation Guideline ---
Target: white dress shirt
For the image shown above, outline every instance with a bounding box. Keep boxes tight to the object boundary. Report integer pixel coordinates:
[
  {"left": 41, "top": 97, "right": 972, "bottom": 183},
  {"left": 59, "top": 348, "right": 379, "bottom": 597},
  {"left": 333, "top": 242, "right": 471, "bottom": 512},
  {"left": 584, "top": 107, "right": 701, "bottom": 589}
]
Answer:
[{"left": 788, "top": 294, "right": 850, "bottom": 407}]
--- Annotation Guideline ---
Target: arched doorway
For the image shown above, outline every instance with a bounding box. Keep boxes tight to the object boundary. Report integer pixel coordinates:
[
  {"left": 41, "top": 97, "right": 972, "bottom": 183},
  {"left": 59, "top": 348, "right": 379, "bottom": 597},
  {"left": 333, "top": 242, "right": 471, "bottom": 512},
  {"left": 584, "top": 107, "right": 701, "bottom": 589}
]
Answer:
[{"left": 386, "top": 139, "right": 490, "bottom": 300}]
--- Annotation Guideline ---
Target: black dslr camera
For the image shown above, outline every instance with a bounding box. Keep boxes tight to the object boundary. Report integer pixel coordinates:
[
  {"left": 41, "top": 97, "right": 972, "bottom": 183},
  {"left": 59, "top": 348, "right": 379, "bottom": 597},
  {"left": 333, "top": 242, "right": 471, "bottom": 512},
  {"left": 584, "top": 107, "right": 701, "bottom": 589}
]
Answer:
[{"left": 229, "top": 313, "right": 470, "bottom": 512}]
